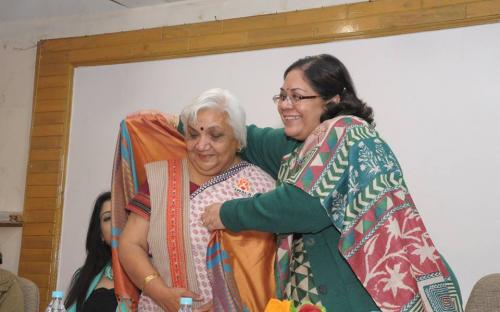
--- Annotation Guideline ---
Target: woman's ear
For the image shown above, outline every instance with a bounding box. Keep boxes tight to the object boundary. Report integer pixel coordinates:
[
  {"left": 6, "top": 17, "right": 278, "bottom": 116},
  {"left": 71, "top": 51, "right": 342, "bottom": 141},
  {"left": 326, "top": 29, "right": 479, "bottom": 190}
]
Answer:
[
  {"left": 324, "top": 94, "right": 341, "bottom": 110},
  {"left": 329, "top": 94, "right": 341, "bottom": 104}
]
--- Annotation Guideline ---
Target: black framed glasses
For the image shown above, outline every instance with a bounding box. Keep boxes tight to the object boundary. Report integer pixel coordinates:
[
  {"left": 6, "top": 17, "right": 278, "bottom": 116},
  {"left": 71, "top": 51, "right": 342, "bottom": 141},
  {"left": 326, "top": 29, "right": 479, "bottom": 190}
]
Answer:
[{"left": 272, "top": 93, "right": 320, "bottom": 105}]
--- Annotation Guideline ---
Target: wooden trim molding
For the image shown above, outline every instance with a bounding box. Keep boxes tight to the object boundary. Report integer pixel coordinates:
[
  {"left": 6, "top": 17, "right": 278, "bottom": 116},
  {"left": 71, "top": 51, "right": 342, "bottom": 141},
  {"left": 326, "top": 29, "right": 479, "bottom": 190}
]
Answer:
[{"left": 19, "top": 0, "right": 500, "bottom": 309}]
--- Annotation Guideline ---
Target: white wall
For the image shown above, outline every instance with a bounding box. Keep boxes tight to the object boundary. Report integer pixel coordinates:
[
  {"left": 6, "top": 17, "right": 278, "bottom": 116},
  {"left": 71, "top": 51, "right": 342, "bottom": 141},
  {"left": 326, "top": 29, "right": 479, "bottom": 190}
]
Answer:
[
  {"left": 0, "top": 0, "right": 355, "bottom": 273},
  {"left": 61, "top": 23, "right": 500, "bottom": 302}
]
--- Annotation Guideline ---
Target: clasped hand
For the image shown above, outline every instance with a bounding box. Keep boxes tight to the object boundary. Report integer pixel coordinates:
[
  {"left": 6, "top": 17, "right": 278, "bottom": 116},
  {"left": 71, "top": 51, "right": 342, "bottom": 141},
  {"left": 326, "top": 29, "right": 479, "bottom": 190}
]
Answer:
[
  {"left": 201, "top": 203, "right": 225, "bottom": 231},
  {"left": 148, "top": 284, "right": 212, "bottom": 312}
]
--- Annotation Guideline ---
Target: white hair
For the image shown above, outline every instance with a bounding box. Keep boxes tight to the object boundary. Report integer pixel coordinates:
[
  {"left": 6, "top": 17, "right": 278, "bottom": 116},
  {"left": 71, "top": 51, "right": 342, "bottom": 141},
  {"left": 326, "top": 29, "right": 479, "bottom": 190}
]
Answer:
[{"left": 180, "top": 88, "right": 247, "bottom": 149}]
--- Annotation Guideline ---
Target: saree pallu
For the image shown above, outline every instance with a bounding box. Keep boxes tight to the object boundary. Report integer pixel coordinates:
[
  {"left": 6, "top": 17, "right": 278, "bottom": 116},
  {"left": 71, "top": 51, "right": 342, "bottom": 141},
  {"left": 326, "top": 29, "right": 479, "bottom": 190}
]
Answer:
[
  {"left": 112, "top": 112, "right": 276, "bottom": 312},
  {"left": 276, "top": 116, "right": 463, "bottom": 312},
  {"left": 111, "top": 112, "right": 184, "bottom": 311},
  {"left": 140, "top": 159, "right": 276, "bottom": 312}
]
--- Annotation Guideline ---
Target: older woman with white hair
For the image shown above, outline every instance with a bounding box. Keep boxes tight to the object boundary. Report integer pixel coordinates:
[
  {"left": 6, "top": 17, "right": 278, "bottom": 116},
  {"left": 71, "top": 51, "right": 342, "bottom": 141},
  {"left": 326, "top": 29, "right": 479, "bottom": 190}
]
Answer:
[{"left": 118, "top": 88, "right": 276, "bottom": 312}]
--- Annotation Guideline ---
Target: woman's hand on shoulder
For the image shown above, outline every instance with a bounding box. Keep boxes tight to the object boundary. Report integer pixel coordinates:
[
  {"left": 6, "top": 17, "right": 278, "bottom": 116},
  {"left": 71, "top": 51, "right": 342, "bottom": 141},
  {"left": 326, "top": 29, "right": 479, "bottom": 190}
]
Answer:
[
  {"left": 202, "top": 203, "right": 225, "bottom": 231},
  {"left": 126, "top": 110, "right": 179, "bottom": 128}
]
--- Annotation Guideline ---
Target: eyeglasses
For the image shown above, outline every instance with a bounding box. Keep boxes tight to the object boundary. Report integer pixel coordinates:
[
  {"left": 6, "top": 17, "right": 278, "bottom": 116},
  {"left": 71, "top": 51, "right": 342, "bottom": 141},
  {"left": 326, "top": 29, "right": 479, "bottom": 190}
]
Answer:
[{"left": 272, "top": 93, "right": 320, "bottom": 105}]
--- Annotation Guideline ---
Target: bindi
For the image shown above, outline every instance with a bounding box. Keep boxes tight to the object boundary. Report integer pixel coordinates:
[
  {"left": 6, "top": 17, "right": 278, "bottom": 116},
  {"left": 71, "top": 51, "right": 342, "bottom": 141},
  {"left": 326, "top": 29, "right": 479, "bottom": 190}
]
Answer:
[{"left": 199, "top": 126, "right": 204, "bottom": 131}]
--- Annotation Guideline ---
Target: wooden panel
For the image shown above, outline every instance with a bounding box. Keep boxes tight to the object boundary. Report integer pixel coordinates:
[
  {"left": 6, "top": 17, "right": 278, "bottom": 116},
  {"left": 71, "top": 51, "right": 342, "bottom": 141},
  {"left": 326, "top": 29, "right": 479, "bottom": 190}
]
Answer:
[
  {"left": 40, "top": 51, "right": 70, "bottom": 65},
  {"left": 314, "top": 16, "right": 383, "bottom": 38},
  {"left": 183, "top": 20, "right": 224, "bottom": 36},
  {"left": 68, "top": 45, "right": 140, "bottom": 64},
  {"left": 423, "top": 0, "right": 470, "bottom": 8},
  {"left": 348, "top": 0, "right": 422, "bottom": 18},
  {"left": 20, "top": 274, "right": 50, "bottom": 289},
  {"left": 21, "top": 236, "right": 54, "bottom": 249},
  {"left": 23, "top": 223, "right": 54, "bottom": 236},
  {"left": 38, "top": 63, "right": 70, "bottom": 77},
  {"left": 189, "top": 32, "right": 248, "bottom": 51},
  {"left": 26, "top": 186, "right": 60, "bottom": 198},
  {"left": 40, "top": 299, "right": 48, "bottom": 311},
  {"left": 468, "top": 0, "right": 500, "bottom": 17},
  {"left": 24, "top": 198, "right": 59, "bottom": 210},
  {"left": 37, "top": 87, "right": 68, "bottom": 101},
  {"left": 28, "top": 160, "right": 62, "bottom": 173},
  {"left": 36, "top": 99, "right": 68, "bottom": 112},
  {"left": 26, "top": 173, "right": 61, "bottom": 186},
  {"left": 33, "top": 112, "right": 66, "bottom": 125},
  {"left": 41, "top": 37, "right": 95, "bottom": 52},
  {"left": 223, "top": 14, "right": 287, "bottom": 32},
  {"left": 30, "top": 137, "right": 64, "bottom": 150},
  {"left": 23, "top": 210, "right": 57, "bottom": 223},
  {"left": 29, "top": 149, "right": 63, "bottom": 161},
  {"left": 285, "top": 5, "right": 348, "bottom": 26},
  {"left": 247, "top": 24, "right": 314, "bottom": 45},
  {"left": 20, "top": 249, "right": 53, "bottom": 262},
  {"left": 41, "top": 27, "right": 164, "bottom": 52},
  {"left": 19, "top": 261, "right": 52, "bottom": 275},
  {"left": 161, "top": 21, "right": 223, "bottom": 39},
  {"left": 382, "top": 4, "right": 466, "bottom": 27},
  {"left": 161, "top": 25, "right": 191, "bottom": 39},
  {"left": 32, "top": 124, "right": 65, "bottom": 136},
  {"left": 38, "top": 75, "right": 69, "bottom": 88},
  {"left": 67, "top": 38, "right": 191, "bottom": 64},
  {"left": 128, "top": 38, "right": 190, "bottom": 59}
]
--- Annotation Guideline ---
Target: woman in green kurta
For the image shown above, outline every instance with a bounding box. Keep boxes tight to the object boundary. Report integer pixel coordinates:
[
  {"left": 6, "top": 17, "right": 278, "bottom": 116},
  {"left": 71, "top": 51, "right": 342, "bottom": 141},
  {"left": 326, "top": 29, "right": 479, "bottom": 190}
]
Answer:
[{"left": 202, "top": 54, "right": 462, "bottom": 312}]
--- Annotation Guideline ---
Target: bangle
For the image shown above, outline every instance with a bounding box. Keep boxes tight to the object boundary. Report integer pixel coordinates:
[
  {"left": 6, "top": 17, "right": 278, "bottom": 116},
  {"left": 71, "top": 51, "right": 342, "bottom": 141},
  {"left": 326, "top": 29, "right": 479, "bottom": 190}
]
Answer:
[{"left": 142, "top": 273, "right": 159, "bottom": 291}]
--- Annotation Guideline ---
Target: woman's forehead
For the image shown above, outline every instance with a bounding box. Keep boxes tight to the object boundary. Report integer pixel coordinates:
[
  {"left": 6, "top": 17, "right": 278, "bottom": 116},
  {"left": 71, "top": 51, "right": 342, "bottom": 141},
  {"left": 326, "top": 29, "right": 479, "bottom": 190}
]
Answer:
[
  {"left": 190, "top": 110, "right": 230, "bottom": 128},
  {"left": 100, "top": 200, "right": 111, "bottom": 214}
]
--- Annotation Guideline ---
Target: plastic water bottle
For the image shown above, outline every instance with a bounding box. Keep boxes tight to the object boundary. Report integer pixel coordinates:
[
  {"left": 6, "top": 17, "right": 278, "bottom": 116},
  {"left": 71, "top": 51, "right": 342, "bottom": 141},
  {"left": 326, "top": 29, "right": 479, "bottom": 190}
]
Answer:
[
  {"left": 178, "top": 297, "right": 193, "bottom": 312},
  {"left": 45, "top": 290, "right": 66, "bottom": 312}
]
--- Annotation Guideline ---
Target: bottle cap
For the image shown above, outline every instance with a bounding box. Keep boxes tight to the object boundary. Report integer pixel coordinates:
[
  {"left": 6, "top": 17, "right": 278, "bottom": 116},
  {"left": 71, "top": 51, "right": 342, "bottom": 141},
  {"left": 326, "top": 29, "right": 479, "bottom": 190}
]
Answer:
[
  {"left": 52, "top": 290, "right": 64, "bottom": 298},
  {"left": 180, "top": 297, "right": 193, "bottom": 305}
]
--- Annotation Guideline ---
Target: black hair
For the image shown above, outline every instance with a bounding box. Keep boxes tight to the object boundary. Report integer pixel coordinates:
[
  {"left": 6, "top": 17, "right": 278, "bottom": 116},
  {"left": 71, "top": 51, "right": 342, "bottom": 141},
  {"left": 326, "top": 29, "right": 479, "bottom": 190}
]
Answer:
[
  {"left": 284, "top": 54, "right": 374, "bottom": 124},
  {"left": 64, "top": 191, "right": 112, "bottom": 311}
]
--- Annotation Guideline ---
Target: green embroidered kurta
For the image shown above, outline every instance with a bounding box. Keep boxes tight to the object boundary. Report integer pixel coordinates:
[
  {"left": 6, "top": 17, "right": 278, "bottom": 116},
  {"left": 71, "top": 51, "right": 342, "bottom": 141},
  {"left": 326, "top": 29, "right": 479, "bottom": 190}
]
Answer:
[
  {"left": 221, "top": 125, "right": 380, "bottom": 311},
  {"left": 221, "top": 119, "right": 462, "bottom": 312}
]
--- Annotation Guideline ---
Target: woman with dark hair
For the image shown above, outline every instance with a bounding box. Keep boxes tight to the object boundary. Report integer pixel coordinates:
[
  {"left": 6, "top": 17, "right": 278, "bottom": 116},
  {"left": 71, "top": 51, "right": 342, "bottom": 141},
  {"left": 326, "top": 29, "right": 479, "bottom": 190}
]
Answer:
[
  {"left": 203, "top": 54, "right": 463, "bottom": 312},
  {"left": 65, "top": 191, "right": 118, "bottom": 312}
]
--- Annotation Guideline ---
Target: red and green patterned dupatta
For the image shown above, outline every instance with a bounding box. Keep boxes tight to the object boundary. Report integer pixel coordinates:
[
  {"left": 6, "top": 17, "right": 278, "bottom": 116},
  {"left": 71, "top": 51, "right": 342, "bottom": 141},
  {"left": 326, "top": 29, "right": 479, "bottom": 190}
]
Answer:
[
  {"left": 276, "top": 116, "right": 463, "bottom": 312},
  {"left": 111, "top": 112, "right": 185, "bottom": 311}
]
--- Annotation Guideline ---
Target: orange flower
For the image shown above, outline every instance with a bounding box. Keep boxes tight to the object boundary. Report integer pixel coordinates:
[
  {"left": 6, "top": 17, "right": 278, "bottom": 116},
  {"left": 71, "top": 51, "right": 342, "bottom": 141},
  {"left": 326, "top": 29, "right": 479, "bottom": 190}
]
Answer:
[
  {"left": 236, "top": 178, "right": 250, "bottom": 192},
  {"left": 264, "top": 299, "right": 292, "bottom": 312}
]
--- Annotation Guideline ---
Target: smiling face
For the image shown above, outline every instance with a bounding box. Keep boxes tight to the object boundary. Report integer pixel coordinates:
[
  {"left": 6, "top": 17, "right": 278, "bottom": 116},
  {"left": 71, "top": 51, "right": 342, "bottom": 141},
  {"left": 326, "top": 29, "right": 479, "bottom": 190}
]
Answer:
[
  {"left": 185, "top": 108, "right": 240, "bottom": 184},
  {"left": 278, "top": 69, "right": 326, "bottom": 141},
  {"left": 99, "top": 200, "right": 112, "bottom": 246}
]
